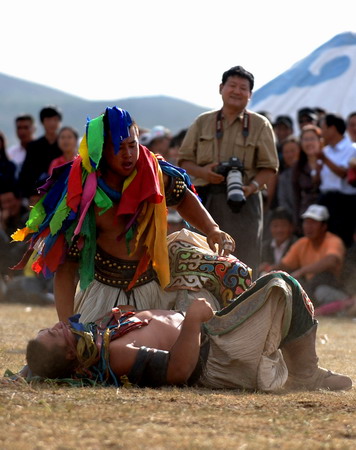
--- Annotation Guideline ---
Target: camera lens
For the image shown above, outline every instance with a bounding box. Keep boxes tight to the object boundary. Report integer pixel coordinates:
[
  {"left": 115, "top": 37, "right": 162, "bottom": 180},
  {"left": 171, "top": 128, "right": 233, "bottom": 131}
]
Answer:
[{"left": 226, "top": 169, "right": 246, "bottom": 212}]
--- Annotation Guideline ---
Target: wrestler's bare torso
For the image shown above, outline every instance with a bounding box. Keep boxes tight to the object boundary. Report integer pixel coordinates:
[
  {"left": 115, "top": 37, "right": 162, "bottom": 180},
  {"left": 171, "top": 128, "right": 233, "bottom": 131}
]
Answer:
[
  {"left": 109, "top": 310, "right": 184, "bottom": 376},
  {"left": 95, "top": 204, "right": 146, "bottom": 260}
]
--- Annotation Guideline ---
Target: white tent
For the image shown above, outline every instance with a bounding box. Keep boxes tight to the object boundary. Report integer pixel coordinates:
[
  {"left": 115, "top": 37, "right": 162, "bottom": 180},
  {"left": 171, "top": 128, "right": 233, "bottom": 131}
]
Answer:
[{"left": 250, "top": 32, "right": 356, "bottom": 126}]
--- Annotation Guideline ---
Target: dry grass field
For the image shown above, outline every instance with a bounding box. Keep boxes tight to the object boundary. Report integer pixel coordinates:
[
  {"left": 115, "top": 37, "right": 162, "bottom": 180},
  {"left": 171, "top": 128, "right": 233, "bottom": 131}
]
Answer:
[{"left": 1, "top": 302, "right": 355, "bottom": 450}]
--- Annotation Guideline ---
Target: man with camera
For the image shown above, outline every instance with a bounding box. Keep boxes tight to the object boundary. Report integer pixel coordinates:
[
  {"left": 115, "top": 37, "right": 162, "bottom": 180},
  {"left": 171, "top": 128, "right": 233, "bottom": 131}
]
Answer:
[{"left": 178, "top": 66, "right": 279, "bottom": 278}]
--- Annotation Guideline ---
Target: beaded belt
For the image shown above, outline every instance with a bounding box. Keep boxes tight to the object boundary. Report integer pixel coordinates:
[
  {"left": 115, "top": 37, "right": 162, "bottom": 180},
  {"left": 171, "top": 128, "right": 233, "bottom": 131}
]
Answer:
[{"left": 94, "top": 246, "right": 158, "bottom": 290}]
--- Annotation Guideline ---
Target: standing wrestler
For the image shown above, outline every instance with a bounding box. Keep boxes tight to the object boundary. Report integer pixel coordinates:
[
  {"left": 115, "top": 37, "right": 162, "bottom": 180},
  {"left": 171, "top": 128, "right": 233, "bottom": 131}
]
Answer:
[{"left": 12, "top": 107, "right": 235, "bottom": 322}]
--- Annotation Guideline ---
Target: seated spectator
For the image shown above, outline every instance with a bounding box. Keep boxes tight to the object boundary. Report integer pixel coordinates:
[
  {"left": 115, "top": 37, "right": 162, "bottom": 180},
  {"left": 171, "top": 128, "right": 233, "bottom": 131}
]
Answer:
[
  {"left": 276, "top": 135, "right": 301, "bottom": 217},
  {"left": 48, "top": 126, "right": 79, "bottom": 175},
  {"left": 346, "top": 111, "right": 356, "bottom": 143},
  {"left": 0, "top": 188, "right": 54, "bottom": 305},
  {"left": 0, "top": 189, "right": 29, "bottom": 237},
  {"left": 292, "top": 125, "right": 323, "bottom": 235},
  {"left": 6, "top": 114, "right": 36, "bottom": 179},
  {"left": 0, "top": 188, "right": 29, "bottom": 275},
  {"left": 272, "top": 204, "right": 345, "bottom": 306},
  {"left": 259, "top": 207, "right": 298, "bottom": 276}
]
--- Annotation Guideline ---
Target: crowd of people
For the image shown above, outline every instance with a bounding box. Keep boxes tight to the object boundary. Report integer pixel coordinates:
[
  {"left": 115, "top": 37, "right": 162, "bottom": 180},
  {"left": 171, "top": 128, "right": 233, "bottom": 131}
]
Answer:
[
  {"left": 1, "top": 72, "right": 356, "bottom": 319},
  {"left": 1, "top": 63, "right": 354, "bottom": 390}
]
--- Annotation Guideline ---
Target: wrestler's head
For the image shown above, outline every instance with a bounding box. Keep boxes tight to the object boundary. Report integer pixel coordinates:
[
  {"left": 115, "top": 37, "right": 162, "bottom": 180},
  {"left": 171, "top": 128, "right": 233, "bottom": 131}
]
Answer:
[
  {"left": 26, "top": 322, "right": 78, "bottom": 379},
  {"left": 102, "top": 123, "right": 140, "bottom": 179}
]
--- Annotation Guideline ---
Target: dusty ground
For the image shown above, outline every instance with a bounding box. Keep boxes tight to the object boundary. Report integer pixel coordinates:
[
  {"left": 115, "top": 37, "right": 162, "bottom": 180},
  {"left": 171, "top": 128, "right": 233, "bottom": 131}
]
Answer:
[{"left": 0, "top": 303, "right": 355, "bottom": 449}]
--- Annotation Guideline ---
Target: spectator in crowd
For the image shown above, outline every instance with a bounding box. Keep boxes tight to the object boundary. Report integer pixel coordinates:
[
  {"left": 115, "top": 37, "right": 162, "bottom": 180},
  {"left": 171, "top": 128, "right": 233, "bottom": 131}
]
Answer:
[
  {"left": 168, "top": 129, "right": 187, "bottom": 165},
  {"left": 0, "top": 132, "right": 17, "bottom": 195},
  {"left": 178, "top": 66, "right": 279, "bottom": 279},
  {"left": 314, "top": 107, "right": 327, "bottom": 127},
  {"left": 273, "top": 115, "right": 294, "bottom": 164},
  {"left": 167, "top": 129, "right": 188, "bottom": 233},
  {"left": 346, "top": 111, "right": 356, "bottom": 143},
  {"left": 48, "top": 126, "right": 79, "bottom": 175},
  {"left": 0, "top": 188, "right": 29, "bottom": 237},
  {"left": 0, "top": 188, "right": 28, "bottom": 274},
  {"left": 140, "top": 125, "right": 172, "bottom": 160},
  {"left": 297, "top": 107, "right": 318, "bottom": 131},
  {"left": 259, "top": 207, "right": 298, "bottom": 276},
  {"left": 318, "top": 113, "right": 356, "bottom": 248},
  {"left": 272, "top": 204, "right": 345, "bottom": 306},
  {"left": 276, "top": 135, "right": 301, "bottom": 217},
  {"left": 292, "top": 125, "right": 323, "bottom": 235},
  {"left": 6, "top": 114, "right": 36, "bottom": 178},
  {"left": 18, "top": 106, "right": 62, "bottom": 203}
]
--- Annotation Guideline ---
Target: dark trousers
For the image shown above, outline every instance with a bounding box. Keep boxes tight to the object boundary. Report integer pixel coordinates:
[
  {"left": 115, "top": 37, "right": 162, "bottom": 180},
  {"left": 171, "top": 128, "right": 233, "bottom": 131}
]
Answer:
[
  {"left": 200, "top": 185, "right": 263, "bottom": 280},
  {"left": 319, "top": 191, "right": 356, "bottom": 248}
]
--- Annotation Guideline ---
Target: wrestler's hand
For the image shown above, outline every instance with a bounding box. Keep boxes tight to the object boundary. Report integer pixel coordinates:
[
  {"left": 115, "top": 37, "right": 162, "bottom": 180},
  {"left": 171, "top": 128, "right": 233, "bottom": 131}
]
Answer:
[
  {"left": 187, "top": 298, "right": 214, "bottom": 323},
  {"left": 207, "top": 229, "right": 235, "bottom": 256},
  {"left": 200, "top": 162, "right": 225, "bottom": 184}
]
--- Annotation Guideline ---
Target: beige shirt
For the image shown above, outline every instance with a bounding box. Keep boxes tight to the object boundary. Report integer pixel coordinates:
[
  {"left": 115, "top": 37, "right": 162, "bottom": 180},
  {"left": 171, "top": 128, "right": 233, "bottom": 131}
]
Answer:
[{"left": 178, "top": 109, "right": 279, "bottom": 186}]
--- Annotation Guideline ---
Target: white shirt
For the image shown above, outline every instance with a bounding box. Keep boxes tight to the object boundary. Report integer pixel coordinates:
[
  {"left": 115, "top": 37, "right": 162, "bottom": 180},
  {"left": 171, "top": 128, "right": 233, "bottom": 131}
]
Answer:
[
  {"left": 271, "top": 238, "right": 291, "bottom": 264},
  {"left": 320, "top": 136, "right": 356, "bottom": 195},
  {"left": 6, "top": 143, "right": 27, "bottom": 179}
]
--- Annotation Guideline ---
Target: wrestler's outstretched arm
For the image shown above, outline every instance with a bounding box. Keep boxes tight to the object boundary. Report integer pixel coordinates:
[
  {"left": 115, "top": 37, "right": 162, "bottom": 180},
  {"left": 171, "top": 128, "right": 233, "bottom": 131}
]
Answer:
[
  {"left": 54, "top": 259, "right": 79, "bottom": 322},
  {"left": 166, "top": 298, "right": 213, "bottom": 384},
  {"left": 176, "top": 189, "right": 235, "bottom": 256}
]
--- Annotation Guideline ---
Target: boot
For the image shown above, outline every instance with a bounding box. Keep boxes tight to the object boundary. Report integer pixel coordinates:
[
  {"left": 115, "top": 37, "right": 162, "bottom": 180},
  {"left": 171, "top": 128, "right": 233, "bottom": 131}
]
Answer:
[{"left": 281, "top": 323, "right": 352, "bottom": 391}]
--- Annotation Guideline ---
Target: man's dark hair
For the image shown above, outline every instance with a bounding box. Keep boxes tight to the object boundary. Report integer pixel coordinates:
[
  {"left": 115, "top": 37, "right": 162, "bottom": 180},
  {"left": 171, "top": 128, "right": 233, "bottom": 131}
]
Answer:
[
  {"left": 39, "top": 106, "right": 62, "bottom": 123},
  {"left": 323, "top": 113, "right": 346, "bottom": 135},
  {"left": 15, "top": 114, "right": 35, "bottom": 124},
  {"left": 269, "top": 207, "right": 293, "bottom": 225},
  {"left": 221, "top": 66, "right": 254, "bottom": 91},
  {"left": 26, "top": 339, "right": 77, "bottom": 379}
]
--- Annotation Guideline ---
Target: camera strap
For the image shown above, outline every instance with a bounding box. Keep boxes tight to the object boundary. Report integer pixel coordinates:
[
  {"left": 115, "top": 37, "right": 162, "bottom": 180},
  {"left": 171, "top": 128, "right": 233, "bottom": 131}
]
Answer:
[{"left": 216, "top": 109, "right": 249, "bottom": 161}]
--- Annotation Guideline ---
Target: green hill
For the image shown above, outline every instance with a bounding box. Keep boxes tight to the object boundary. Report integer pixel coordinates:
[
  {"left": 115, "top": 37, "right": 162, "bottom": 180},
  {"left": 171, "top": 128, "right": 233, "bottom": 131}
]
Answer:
[{"left": 0, "top": 72, "right": 210, "bottom": 146}]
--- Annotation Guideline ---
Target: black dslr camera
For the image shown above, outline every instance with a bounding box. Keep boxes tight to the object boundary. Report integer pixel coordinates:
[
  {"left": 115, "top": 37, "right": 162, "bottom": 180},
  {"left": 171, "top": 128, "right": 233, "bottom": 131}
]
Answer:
[{"left": 215, "top": 156, "right": 246, "bottom": 213}]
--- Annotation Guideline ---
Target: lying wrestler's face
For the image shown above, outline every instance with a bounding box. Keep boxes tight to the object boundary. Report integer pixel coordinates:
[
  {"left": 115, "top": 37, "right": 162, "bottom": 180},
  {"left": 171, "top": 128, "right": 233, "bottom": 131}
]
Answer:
[
  {"left": 103, "top": 125, "right": 140, "bottom": 179},
  {"left": 36, "top": 322, "right": 76, "bottom": 351}
]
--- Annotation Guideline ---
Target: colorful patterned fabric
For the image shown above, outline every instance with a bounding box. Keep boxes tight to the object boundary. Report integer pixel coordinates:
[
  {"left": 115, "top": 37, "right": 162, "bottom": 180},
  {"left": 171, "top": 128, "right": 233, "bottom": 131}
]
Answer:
[
  {"left": 206, "top": 271, "right": 314, "bottom": 344},
  {"left": 166, "top": 230, "right": 252, "bottom": 308}
]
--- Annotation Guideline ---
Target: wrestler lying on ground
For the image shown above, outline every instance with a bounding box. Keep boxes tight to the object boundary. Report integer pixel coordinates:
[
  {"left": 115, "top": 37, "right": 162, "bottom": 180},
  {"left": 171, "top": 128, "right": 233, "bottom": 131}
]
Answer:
[{"left": 25, "top": 272, "right": 352, "bottom": 392}]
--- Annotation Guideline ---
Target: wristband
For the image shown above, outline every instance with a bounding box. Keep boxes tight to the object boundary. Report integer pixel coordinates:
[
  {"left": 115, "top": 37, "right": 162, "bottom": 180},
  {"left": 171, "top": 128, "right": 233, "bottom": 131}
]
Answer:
[{"left": 250, "top": 180, "right": 260, "bottom": 192}]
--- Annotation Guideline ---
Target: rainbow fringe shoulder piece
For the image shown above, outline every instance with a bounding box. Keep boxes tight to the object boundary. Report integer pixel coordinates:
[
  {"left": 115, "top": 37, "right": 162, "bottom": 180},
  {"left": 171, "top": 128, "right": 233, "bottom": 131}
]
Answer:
[{"left": 11, "top": 107, "right": 197, "bottom": 291}]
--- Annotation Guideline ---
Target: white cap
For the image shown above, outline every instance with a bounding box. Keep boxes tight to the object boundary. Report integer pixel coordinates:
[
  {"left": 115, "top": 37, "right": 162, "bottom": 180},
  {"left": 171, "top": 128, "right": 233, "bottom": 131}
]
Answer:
[
  {"left": 301, "top": 204, "right": 329, "bottom": 222},
  {"left": 139, "top": 125, "right": 171, "bottom": 146}
]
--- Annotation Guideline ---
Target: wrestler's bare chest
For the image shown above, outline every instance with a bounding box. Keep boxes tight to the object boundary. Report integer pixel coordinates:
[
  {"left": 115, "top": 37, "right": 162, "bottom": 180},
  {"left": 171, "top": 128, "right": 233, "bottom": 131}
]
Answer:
[{"left": 94, "top": 205, "right": 145, "bottom": 260}]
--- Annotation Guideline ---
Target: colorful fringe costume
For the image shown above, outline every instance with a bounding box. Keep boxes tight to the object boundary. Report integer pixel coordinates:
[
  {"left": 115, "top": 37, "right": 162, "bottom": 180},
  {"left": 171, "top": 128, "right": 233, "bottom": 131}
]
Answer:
[{"left": 11, "top": 107, "right": 196, "bottom": 292}]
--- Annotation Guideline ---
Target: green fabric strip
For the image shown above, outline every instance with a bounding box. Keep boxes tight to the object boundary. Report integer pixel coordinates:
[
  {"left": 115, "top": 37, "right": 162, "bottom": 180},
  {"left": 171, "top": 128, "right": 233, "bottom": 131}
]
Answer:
[
  {"left": 87, "top": 114, "right": 104, "bottom": 168},
  {"left": 26, "top": 196, "right": 46, "bottom": 231},
  {"left": 49, "top": 195, "right": 71, "bottom": 235},
  {"left": 94, "top": 187, "right": 113, "bottom": 215}
]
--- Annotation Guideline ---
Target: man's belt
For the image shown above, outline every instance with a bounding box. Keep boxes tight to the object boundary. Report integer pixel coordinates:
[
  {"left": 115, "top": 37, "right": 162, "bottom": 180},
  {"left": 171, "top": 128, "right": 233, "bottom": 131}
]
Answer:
[{"left": 94, "top": 246, "right": 158, "bottom": 290}]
